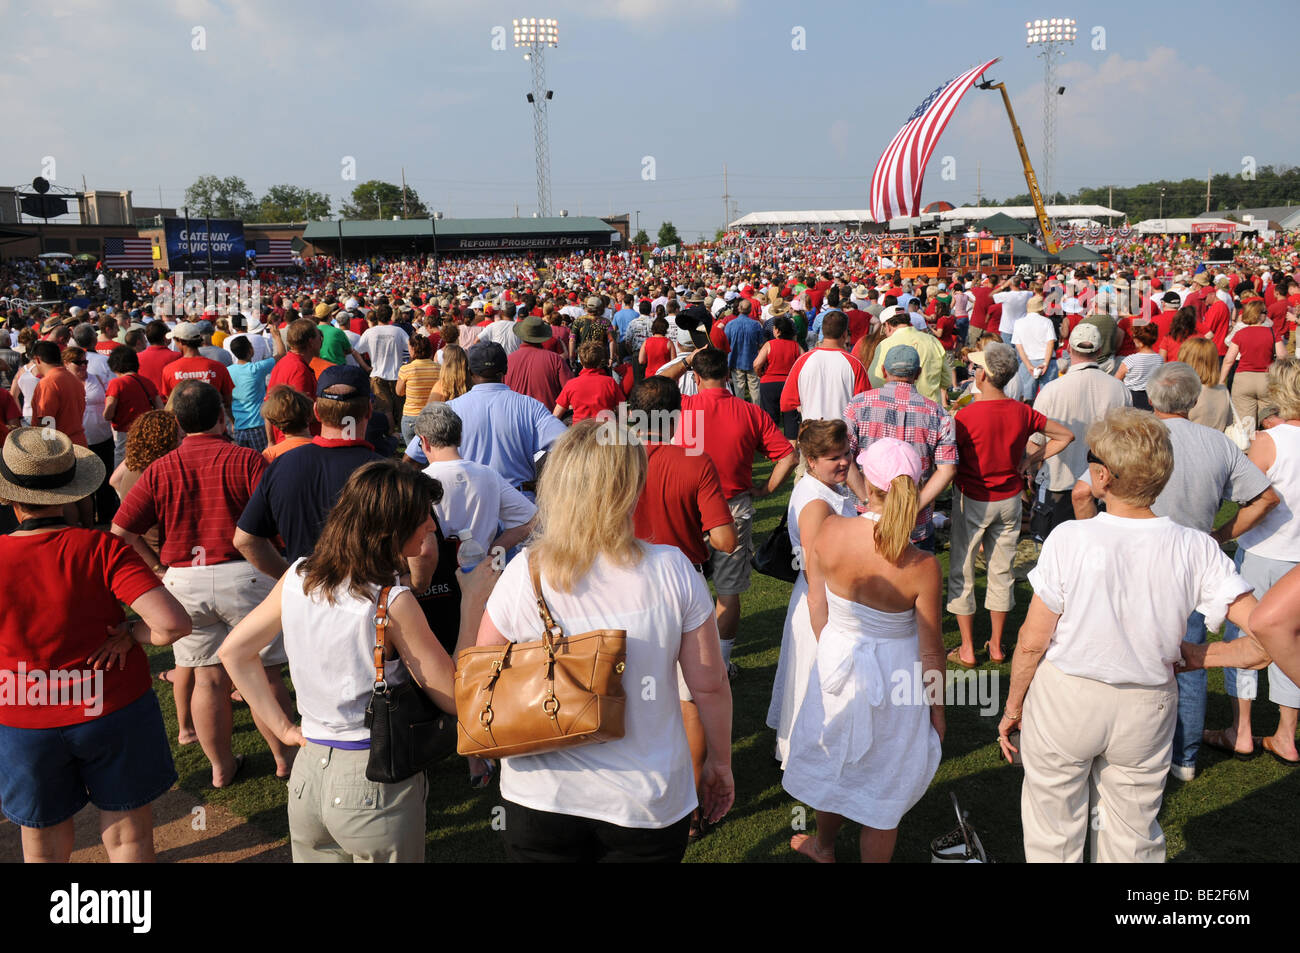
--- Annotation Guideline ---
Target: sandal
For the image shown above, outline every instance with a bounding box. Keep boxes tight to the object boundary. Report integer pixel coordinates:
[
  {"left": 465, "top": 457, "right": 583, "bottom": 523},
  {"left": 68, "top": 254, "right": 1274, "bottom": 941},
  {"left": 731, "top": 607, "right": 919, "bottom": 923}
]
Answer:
[
  {"left": 157, "top": 669, "right": 176, "bottom": 685},
  {"left": 1261, "top": 736, "right": 1300, "bottom": 767},
  {"left": 947, "top": 648, "right": 977, "bottom": 669},
  {"left": 984, "top": 640, "right": 1007, "bottom": 664},
  {"left": 1202, "top": 728, "right": 1256, "bottom": 761}
]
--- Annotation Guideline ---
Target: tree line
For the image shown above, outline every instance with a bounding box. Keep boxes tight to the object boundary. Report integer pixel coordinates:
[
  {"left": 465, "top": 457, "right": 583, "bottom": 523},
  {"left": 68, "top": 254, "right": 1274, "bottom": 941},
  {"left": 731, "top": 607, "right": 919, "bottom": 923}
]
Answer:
[{"left": 993, "top": 164, "right": 1300, "bottom": 222}]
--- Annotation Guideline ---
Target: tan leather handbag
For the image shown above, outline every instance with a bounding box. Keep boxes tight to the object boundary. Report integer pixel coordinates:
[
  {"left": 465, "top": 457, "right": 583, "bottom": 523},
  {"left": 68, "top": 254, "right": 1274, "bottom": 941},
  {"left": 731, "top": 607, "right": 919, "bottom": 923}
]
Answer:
[{"left": 454, "top": 557, "right": 627, "bottom": 759}]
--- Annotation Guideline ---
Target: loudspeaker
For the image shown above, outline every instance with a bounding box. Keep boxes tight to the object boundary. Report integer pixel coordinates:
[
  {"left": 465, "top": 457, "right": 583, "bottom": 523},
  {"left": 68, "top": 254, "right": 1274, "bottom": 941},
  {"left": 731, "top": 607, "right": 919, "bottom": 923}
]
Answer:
[{"left": 40, "top": 281, "right": 59, "bottom": 300}]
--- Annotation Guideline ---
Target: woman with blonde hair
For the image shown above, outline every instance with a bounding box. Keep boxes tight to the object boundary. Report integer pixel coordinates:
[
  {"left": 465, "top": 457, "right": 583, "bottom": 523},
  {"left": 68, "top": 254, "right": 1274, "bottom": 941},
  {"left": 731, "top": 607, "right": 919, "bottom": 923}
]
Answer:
[
  {"left": 1180, "top": 336, "right": 1232, "bottom": 431},
  {"left": 1205, "top": 358, "right": 1300, "bottom": 764},
  {"left": 783, "top": 437, "right": 944, "bottom": 862},
  {"left": 427, "top": 343, "right": 469, "bottom": 405},
  {"left": 768, "top": 419, "right": 856, "bottom": 764},
  {"left": 999, "top": 408, "right": 1258, "bottom": 861},
  {"left": 473, "top": 419, "right": 734, "bottom": 862},
  {"left": 1220, "top": 299, "right": 1287, "bottom": 426}
]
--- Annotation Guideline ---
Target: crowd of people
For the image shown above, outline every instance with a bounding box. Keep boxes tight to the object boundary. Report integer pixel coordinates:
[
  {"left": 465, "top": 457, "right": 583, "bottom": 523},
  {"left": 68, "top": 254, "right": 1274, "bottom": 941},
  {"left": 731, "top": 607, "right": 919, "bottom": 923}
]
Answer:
[{"left": 4, "top": 231, "right": 1300, "bottom": 865}]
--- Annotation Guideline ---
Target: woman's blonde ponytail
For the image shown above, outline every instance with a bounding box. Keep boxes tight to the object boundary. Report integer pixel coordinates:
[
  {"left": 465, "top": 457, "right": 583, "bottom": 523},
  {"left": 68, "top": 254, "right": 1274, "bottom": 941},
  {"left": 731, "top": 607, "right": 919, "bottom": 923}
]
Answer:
[{"left": 873, "top": 474, "right": 919, "bottom": 562}]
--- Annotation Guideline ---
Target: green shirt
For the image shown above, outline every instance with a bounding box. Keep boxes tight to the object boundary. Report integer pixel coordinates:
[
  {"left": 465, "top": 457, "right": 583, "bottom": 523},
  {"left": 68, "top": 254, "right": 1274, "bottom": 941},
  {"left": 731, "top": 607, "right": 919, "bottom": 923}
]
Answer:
[
  {"left": 318, "top": 322, "right": 351, "bottom": 365},
  {"left": 869, "top": 326, "right": 948, "bottom": 404}
]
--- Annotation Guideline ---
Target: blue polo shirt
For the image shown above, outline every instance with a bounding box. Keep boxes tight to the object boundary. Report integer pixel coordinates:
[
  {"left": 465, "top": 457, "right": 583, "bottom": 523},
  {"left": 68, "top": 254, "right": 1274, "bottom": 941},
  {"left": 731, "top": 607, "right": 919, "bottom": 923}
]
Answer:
[
  {"left": 228, "top": 357, "right": 276, "bottom": 431},
  {"left": 612, "top": 308, "right": 639, "bottom": 340},
  {"left": 237, "top": 437, "right": 383, "bottom": 561},
  {"left": 723, "top": 316, "right": 766, "bottom": 372},
  {"left": 403, "top": 383, "right": 566, "bottom": 490}
]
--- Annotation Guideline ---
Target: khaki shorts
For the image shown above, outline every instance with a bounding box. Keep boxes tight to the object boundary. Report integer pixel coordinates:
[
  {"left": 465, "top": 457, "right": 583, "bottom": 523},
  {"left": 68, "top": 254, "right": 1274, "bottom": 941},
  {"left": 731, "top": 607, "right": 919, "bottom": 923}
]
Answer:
[
  {"left": 164, "top": 561, "right": 287, "bottom": 668},
  {"left": 707, "top": 494, "right": 754, "bottom": 597}
]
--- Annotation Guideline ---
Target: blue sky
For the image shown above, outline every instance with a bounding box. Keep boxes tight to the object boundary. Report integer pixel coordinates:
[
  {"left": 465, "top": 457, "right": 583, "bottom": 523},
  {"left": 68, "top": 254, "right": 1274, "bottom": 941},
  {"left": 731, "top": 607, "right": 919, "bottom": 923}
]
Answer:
[{"left": 2, "top": 0, "right": 1296, "bottom": 238}]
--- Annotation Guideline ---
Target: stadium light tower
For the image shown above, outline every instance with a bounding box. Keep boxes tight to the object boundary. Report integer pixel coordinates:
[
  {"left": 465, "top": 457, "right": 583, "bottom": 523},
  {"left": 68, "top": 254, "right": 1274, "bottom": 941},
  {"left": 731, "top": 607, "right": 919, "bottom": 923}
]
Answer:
[
  {"left": 1026, "top": 17, "right": 1076, "bottom": 213},
  {"left": 514, "top": 17, "right": 559, "bottom": 218}
]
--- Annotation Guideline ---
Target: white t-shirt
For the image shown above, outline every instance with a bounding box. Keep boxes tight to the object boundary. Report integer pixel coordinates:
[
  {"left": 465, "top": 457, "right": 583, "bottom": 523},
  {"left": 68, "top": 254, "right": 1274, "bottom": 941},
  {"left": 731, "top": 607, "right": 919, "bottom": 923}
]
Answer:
[
  {"left": 994, "top": 289, "right": 1034, "bottom": 335},
  {"left": 1010, "top": 314, "right": 1057, "bottom": 365},
  {"left": 1028, "top": 513, "right": 1251, "bottom": 686},
  {"left": 478, "top": 319, "right": 522, "bottom": 354},
  {"left": 224, "top": 332, "right": 270, "bottom": 362},
  {"left": 787, "top": 474, "right": 857, "bottom": 552},
  {"left": 486, "top": 544, "right": 713, "bottom": 828},
  {"left": 357, "top": 324, "right": 410, "bottom": 380},
  {"left": 422, "top": 457, "right": 535, "bottom": 554}
]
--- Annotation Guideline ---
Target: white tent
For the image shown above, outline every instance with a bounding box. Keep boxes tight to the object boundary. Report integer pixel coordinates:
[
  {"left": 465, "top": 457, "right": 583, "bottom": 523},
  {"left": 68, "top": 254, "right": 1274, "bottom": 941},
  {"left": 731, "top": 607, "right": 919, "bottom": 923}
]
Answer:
[
  {"left": 727, "top": 210, "right": 868, "bottom": 228},
  {"left": 1134, "top": 218, "right": 1243, "bottom": 234},
  {"left": 940, "top": 205, "right": 1124, "bottom": 222}
]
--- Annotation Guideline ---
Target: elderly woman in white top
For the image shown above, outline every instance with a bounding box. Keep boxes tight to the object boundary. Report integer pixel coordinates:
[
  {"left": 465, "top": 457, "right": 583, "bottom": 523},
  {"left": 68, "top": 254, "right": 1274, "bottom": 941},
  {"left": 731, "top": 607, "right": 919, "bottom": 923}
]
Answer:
[
  {"left": 767, "top": 419, "right": 857, "bottom": 764},
  {"left": 474, "top": 419, "right": 733, "bottom": 862},
  {"left": 999, "top": 408, "right": 1259, "bottom": 862}
]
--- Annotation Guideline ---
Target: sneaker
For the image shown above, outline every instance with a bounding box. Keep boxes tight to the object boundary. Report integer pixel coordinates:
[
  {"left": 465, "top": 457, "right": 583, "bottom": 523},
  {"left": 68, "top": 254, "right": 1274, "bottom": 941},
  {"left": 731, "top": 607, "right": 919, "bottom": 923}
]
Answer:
[
  {"left": 726, "top": 661, "right": 740, "bottom": 681},
  {"left": 1169, "top": 762, "right": 1196, "bottom": 782}
]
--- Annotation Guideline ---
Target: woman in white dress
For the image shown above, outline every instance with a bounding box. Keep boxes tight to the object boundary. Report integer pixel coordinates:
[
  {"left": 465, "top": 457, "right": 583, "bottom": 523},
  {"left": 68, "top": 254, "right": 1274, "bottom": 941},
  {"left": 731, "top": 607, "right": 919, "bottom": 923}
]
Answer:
[
  {"left": 783, "top": 438, "right": 944, "bottom": 862},
  {"left": 767, "top": 420, "right": 857, "bottom": 765}
]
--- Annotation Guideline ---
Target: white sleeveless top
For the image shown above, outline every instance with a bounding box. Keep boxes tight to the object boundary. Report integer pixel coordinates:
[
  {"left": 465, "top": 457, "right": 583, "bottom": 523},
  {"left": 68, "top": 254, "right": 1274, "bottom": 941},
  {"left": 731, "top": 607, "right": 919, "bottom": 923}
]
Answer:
[
  {"left": 1239, "top": 423, "right": 1300, "bottom": 562},
  {"left": 786, "top": 474, "right": 857, "bottom": 552},
  {"left": 280, "top": 558, "right": 409, "bottom": 743}
]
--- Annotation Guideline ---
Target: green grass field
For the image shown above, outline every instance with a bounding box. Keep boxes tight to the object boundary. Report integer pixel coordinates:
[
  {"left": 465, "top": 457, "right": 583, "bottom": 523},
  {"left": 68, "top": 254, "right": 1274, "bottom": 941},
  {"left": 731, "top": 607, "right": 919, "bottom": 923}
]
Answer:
[{"left": 149, "top": 463, "right": 1300, "bottom": 862}]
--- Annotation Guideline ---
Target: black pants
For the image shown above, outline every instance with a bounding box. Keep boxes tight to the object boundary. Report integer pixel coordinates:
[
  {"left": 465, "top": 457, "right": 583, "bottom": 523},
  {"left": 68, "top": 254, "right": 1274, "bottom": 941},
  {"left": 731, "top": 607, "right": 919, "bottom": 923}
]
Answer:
[
  {"left": 758, "top": 381, "right": 800, "bottom": 440},
  {"left": 89, "top": 438, "right": 118, "bottom": 526},
  {"left": 501, "top": 799, "right": 691, "bottom": 863}
]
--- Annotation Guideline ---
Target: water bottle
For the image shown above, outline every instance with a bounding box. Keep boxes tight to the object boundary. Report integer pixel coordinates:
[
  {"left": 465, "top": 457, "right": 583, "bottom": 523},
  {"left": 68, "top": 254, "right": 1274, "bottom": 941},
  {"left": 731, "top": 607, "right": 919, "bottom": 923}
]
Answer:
[{"left": 456, "top": 530, "right": 486, "bottom": 571}]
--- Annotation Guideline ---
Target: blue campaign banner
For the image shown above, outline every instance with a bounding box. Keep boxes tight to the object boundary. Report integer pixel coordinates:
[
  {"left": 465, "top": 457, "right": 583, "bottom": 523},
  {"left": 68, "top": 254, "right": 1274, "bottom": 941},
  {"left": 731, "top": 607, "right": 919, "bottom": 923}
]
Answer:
[{"left": 163, "top": 218, "right": 246, "bottom": 271}]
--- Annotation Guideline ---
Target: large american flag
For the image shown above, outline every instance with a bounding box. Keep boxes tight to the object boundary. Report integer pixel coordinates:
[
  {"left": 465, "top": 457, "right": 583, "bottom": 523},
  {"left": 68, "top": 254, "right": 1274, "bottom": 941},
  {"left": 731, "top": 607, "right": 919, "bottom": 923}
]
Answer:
[
  {"left": 252, "top": 238, "right": 294, "bottom": 266},
  {"left": 103, "top": 237, "right": 154, "bottom": 268},
  {"left": 869, "top": 58, "right": 1000, "bottom": 223}
]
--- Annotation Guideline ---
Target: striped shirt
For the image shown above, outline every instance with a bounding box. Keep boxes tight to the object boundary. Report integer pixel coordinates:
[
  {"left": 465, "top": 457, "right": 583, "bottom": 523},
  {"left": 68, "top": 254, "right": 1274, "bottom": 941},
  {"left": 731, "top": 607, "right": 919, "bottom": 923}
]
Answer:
[
  {"left": 397, "top": 359, "right": 441, "bottom": 417},
  {"left": 843, "top": 382, "right": 958, "bottom": 540},
  {"left": 113, "top": 433, "right": 266, "bottom": 567}
]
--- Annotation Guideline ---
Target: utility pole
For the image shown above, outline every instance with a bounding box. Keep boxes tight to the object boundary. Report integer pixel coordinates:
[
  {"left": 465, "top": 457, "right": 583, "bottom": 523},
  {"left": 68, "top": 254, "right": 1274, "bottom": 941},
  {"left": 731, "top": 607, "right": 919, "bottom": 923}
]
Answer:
[
  {"left": 1206, "top": 167, "right": 1212, "bottom": 213},
  {"left": 1108, "top": 185, "right": 1113, "bottom": 224},
  {"left": 976, "top": 161, "right": 982, "bottom": 206},
  {"left": 401, "top": 167, "right": 408, "bottom": 218},
  {"left": 722, "top": 163, "right": 730, "bottom": 232}
]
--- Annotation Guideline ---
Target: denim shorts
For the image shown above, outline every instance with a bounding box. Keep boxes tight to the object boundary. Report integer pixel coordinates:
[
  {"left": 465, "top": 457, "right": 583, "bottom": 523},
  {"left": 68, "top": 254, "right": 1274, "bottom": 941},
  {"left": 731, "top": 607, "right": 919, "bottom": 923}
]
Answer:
[{"left": 0, "top": 690, "right": 177, "bottom": 828}]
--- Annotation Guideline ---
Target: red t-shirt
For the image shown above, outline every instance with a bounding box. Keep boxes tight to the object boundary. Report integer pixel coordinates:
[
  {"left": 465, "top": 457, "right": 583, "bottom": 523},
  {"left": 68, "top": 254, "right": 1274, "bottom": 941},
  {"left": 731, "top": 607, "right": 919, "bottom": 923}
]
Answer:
[
  {"left": 710, "top": 317, "right": 731, "bottom": 352},
  {"left": 760, "top": 339, "right": 801, "bottom": 384},
  {"left": 113, "top": 433, "right": 266, "bottom": 567},
  {"left": 843, "top": 309, "right": 871, "bottom": 346},
  {"left": 643, "top": 336, "right": 674, "bottom": 376},
  {"left": 160, "top": 356, "right": 234, "bottom": 400},
  {"left": 677, "top": 387, "right": 793, "bottom": 499},
  {"left": 31, "top": 366, "right": 87, "bottom": 447},
  {"left": 953, "top": 398, "right": 1047, "bottom": 501},
  {"left": 554, "top": 368, "right": 622, "bottom": 421},
  {"left": 1115, "top": 318, "right": 1137, "bottom": 358},
  {"left": 935, "top": 315, "right": 958, "bottom": 351},
  {"left": 0, "top": 529, "right": 160, "bottom": 728},
  {"left": 505, "top": 344, "right": 573, "bottom": 410},
  {"left": 1234, "top": 325, "right": 1276, "bottom": 374},
  {"left": 1200, "top": 301, "right": 1232, "bottom": 355},
  {"left": 633, "top": 442, "right": 733, "bottom": 566},
  {"left": 0, "top": 388, "right": 19, "bottom": 425},
  {"left": 266, "top": 352, "right": 316, "bottom": 397},
  {"left": 970, "top": 287, "right": 994, "bottom": 329},
  {"left": 1156, "top": 335, "right": 1185, "bottom": 362},
  {"left": 137, "top": 344, "right": 182, "bottom": 392},
  {"left": 985, "top": 303, "right": 1003, "bottom": 336},
  {"left": 104, "top": 372, "right": 159, "bottom": 433},
  {"left": 94, "top": 340, "right": 119, "bottom": 355}
]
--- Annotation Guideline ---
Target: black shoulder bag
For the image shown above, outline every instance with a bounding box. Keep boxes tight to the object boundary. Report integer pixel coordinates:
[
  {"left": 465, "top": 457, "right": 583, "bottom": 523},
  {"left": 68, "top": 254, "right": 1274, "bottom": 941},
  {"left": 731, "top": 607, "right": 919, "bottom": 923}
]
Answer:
[
  {"left": 365, "top": 585, "right": 458, "bottom": 783},
  {"left": 751, "top": 508, "right": 799, "bottom": 584}
]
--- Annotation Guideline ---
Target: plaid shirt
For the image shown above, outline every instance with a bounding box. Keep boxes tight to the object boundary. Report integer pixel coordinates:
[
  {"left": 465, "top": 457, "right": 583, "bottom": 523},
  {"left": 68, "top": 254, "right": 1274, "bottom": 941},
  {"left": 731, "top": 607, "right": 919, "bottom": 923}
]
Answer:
[{"left": 843, "top": 382, "right": 958, "bottom": 540}]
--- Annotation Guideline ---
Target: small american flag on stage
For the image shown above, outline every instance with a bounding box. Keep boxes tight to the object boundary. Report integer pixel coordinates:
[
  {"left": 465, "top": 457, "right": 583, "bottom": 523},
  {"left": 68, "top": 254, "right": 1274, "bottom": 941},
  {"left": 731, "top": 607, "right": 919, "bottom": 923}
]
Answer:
[
  {"left": 869, "top": 57, "right": 1000, "bottom": 223},
  {"left": 103, "top": 237, "right": 154, "bottom": 268},
  {"left": 253, "top": 239, "right": 294, "bottom": 266}
]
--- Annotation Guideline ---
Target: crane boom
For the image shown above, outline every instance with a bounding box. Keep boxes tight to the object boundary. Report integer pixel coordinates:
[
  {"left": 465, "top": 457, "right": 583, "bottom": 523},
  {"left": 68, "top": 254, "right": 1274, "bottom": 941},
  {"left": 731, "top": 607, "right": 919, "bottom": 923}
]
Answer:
[{"left": 977, "top": 78, "right": 1059, "bottom": 254}]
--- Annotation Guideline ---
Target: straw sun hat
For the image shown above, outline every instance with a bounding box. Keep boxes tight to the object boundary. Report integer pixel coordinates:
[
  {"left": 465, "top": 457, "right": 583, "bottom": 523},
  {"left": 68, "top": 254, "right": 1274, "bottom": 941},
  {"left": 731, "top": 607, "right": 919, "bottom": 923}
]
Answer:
[{"left": 0, "top": 428, "right": 104, "bottom": 506}]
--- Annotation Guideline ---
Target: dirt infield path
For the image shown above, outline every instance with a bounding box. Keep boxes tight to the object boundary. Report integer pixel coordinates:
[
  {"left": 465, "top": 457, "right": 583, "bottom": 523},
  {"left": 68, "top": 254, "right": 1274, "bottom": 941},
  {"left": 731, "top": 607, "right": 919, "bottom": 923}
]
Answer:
[{"left": 0, "top": 786, "right": 289, "bottom": 863}]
